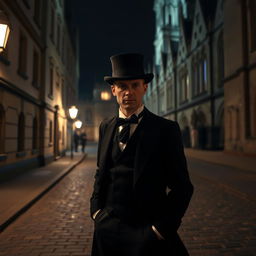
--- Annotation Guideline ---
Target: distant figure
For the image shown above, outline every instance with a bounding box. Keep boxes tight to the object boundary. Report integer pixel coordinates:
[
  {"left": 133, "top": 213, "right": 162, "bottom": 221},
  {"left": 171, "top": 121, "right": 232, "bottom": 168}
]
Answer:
[
  {"left": 80, "top": 130, "right": 87, "bottom": 153},
  {"left": 73, "top": 130, "right": 80, "bottom": 152}
]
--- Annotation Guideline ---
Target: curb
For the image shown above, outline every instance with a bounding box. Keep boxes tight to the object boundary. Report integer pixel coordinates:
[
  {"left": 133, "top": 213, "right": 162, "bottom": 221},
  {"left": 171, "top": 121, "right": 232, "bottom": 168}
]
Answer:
[{"left": 0, "top": 153, "right": 87, "bottom": 233}]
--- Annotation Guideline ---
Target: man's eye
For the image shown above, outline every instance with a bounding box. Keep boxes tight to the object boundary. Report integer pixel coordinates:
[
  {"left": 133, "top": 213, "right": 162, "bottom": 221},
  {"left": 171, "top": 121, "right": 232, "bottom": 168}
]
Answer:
[{"left": 118, "top": 85, "right": 126, "bottom": 89}]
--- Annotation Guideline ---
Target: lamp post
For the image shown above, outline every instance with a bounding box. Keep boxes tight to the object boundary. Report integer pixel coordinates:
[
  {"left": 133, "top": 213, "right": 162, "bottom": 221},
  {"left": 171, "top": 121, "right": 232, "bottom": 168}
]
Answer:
[
  {"left": 0, "top": 9, "right": 10, "bottom": 53},
  {"left": 68, "top": 106, "right": 78, "bottom": 159}
]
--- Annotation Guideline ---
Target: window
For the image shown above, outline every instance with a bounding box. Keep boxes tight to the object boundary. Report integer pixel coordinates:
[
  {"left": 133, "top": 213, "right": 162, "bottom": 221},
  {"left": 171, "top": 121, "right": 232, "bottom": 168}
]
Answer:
[
  {"left": 18, "top": 113, "right": 25, "bottom": 152},
  {"left": 34, "top": 0, "right": 41, "bottom": 26},
  {"left": 32, "top": 49, "right": 40, "bottom": 87},
  {"left": 49, "top": 120, "right": 53, "bottom": 143},
  {"left": 18, "top": 32, "right": 28, "bottom": 78},
  {"left": 202, "top": 58, "right": 207, "bottom": 91},
  {"left": 62, "top": 125, "right": 64, "bottom": 145},
  {"left": 217, "top": 32, "right": 224, "bottom": 87},
  {"left": 100, "top": 91, "right": 111, "bottom": 101},
  {"left": 50, "top": 7, "right": 55, "bottom": 43},
  {"left": 0, "top": 105, "right": 5, "bottom": 154},
  {"left": 250, "top": 0, "right": 256, "bottom": 51},
  {"left": 61, "top": 33, "right": 65, "bottom": 63},
  {"left": 32, "top": 117, "right": 38, "bottom": 150},
  {"left": 56, "top": 69, "right": 60, "bottom": 88},
  {"left": 179, "top": 68, "right": 189, "bottom": 103},
  {"left": 49, "top": 61, "right": 54, "bottom": 97},
  {"left": 61, "top": 78, "right": 65, "bottom": 104},
  {"left": 57, "top": 20, "right": 61, "bottom": 54},
  {"left": 166, "top": 80, "right": 173, "bottom": 110}
]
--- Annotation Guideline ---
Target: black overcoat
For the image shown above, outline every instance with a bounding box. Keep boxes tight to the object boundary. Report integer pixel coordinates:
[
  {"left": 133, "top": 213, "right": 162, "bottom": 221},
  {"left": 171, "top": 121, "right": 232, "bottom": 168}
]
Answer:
[{"left": 90, "top": 108, "right": 194, "bottom": 255}]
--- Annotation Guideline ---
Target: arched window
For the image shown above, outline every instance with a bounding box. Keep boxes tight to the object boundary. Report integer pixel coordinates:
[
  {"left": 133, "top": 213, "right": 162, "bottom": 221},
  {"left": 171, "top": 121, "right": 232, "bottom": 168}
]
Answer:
[
  {"left": 0, "top": 105, "right": 5, "bottom": 154},
  {"left": 32, "top": 117, "right": 38, "bottom": 150},
  {"left": 200, "top": 50, "right": 207, "bottom": 92},
  {"left": 18, "top": 113, "right": 25, "bottom": 152}
]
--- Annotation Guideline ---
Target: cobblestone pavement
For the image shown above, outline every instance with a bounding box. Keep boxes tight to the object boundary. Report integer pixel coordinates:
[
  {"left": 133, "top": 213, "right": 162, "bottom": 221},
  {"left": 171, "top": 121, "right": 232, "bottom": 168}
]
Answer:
[
  {"left": 0, "top": 153, "right": 255, "bottom": 256},
  {"left": 0, "top": 155, "right": 96, "bottom": 256}
]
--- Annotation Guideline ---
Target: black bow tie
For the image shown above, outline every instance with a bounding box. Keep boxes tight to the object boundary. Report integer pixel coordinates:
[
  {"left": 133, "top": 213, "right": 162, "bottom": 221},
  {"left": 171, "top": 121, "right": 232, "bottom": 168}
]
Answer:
[
  {"left": 116, "top": 114, "right": 139, "bottom": 127},
  {"left": 116, "top": 110, "right": 144, "bottom": 144}
]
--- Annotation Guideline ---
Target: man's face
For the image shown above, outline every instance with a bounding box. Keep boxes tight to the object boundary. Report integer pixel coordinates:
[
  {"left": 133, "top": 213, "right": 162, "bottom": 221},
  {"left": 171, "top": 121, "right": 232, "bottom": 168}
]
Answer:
[{"left": 111, "top": 79, "right": 148, "bottom": 114}]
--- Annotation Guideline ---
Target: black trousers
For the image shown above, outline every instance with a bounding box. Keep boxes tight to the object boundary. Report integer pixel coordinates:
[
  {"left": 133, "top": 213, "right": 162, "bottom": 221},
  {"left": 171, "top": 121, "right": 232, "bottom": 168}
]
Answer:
[{"left": 91, "top": 208, "right": 189, "bottom": 256}]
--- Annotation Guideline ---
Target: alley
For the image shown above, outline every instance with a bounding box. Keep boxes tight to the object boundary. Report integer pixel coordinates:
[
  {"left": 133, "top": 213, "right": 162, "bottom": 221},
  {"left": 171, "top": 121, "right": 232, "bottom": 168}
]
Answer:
[{"left": 0, "top": 146, "right": 255, "bottom": 256}]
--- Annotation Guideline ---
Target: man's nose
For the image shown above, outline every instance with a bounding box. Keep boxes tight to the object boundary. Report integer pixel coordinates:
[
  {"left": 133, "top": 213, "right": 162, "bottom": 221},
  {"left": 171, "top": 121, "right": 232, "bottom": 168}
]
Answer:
[{"left": 124, "top": 86, "right": 134, "bottom": 95}]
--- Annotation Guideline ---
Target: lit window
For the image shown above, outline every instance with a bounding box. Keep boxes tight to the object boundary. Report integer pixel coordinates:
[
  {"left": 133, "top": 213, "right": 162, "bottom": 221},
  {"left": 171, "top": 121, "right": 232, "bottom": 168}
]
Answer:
[{"left": 101, "top": 91, "right": 111, "bottom": 101}]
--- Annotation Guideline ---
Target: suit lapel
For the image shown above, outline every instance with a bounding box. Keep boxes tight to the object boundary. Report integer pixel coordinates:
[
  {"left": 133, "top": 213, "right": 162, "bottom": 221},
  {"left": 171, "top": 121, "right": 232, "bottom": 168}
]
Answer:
[
  {"left": 99, "top": 117, "right": 117, "bottom": 170},
  {"left": 134, "top": 108, "right": 156, "bottom": 186}
]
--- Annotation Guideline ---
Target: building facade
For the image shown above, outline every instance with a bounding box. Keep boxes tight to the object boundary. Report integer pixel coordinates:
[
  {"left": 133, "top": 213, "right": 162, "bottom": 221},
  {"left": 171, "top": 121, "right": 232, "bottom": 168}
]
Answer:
[
  {"left": 223, "top": 0, "right": 256, "bottom": 154},
  {"left": 0, "top": 0, "right": 79, "bottom": 180},
  {"left": 78, "top": 83, "right": 118, "bottom": 142},
  {"left": 145, "top": 0, "right": 224, "bottom": 150}
]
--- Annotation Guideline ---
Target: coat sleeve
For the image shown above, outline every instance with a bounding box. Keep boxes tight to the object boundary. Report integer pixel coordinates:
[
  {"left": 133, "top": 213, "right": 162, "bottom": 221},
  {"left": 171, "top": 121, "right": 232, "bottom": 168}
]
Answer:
[
  {"left": 90, "top": 121, "right": 105, "bottom": 218},
  {"left": 153, "top": 121, "right": 194, "bottom": 239}
]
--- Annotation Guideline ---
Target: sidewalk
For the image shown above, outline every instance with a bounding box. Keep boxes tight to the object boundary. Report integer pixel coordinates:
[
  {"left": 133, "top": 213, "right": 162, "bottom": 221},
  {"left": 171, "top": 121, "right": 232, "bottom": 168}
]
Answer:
[
  {"left": 0, "top": 150, "right": 87, "bottom": 232},
  {"left": 185, "top": 148, "right": 256, "bottom": 172}
]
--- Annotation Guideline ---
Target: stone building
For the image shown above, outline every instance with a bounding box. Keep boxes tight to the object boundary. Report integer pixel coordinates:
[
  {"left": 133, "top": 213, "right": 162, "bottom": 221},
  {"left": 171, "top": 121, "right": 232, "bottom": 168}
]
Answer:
[
  {"left": 78, "top": 83, "right": 118, "bottom": 142},
  {"left": 145, "top": 0, "right": 224, "bottom": 150},
  {"left": 223, "top": 0, "right": 256, "bottom": 154},
  {"left": 0, "top": 0, "right": 79, "bottom": 180}
]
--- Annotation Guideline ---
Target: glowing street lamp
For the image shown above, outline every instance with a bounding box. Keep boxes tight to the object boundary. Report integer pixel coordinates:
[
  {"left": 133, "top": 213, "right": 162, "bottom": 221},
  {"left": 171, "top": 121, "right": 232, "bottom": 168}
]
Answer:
[
  {"left": 0, "top": 9, "right": 10, "bottom": 53},
  {"left": 68, "top": 105, "right": 78, "bottom": 120},
  {"left": 68, "top": 106, "right": 79, "bottom": 159},
  {"left": 74, "top": 120, "right": 82, "bottom": 129}
]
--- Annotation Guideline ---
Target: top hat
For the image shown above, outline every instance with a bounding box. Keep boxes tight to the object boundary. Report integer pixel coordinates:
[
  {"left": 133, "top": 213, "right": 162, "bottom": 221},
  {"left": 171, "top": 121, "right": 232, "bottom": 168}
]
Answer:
[{"left": 104, "top": 53, "right": 154, "bottom": 85}]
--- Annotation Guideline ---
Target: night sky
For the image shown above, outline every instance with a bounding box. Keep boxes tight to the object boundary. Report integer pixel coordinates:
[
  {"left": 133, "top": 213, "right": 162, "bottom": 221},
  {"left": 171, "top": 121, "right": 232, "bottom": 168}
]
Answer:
[{"left": 70, "top": 0, "right": 155, "bottom": 100}]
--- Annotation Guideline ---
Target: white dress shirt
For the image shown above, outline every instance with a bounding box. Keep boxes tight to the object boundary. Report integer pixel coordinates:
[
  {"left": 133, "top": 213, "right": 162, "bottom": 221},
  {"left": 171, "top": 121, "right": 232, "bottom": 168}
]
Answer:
[{"left": 118, "top": 104, "right": 144, "bottom": 151}]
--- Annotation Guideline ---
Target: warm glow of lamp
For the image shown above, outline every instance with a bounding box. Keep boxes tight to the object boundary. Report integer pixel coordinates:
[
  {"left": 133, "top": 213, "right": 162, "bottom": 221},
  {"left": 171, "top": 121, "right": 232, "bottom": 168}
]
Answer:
[
  {"left": 74, "top": 120, "right": 82, "bottom": 129},
  {"left": 68, "top": 106, "right": 78, "bottom": 119},
  {"left": 0, "top": 9, "right": 10, "bottom": 52},
  {"left": 101, "top": 91, "right": 111, "bottom": 101}
]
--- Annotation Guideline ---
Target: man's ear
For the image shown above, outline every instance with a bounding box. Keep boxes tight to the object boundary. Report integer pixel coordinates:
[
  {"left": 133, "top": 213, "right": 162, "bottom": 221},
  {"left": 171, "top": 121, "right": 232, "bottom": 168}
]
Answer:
[
  {"left": 111, "top": 85, "right": 116, "bottom": 96},
  {"left": 143, "top": 83, "right": 148, "bottom": 92}
]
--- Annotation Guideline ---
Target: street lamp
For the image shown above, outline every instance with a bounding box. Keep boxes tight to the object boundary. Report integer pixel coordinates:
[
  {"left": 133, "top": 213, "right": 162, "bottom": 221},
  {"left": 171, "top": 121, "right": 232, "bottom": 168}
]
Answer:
[
  {"left": 0, "top": 9, "right": 10, "bottom": 53},
  {"left": 74, "top": 120, "right": 82, "bottom": 129},
  {"left": 68, "top": 106, "right": 78, "bottom": 159}
]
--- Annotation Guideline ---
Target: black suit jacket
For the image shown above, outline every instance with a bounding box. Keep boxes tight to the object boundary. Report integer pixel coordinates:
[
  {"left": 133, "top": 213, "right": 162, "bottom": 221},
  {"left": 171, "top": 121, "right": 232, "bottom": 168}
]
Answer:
[{"left": 90, "top": 108, "right": 194, "bottom": 240}]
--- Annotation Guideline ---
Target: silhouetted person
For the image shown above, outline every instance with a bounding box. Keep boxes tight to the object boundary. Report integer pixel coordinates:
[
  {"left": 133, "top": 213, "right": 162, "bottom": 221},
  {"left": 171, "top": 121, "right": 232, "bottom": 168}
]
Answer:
[
  {"left": 73, "top": 130, "right": 80, "bottom": 152},
  {"left": 80, "top": 130, "right": 87, "bottom": 153}
]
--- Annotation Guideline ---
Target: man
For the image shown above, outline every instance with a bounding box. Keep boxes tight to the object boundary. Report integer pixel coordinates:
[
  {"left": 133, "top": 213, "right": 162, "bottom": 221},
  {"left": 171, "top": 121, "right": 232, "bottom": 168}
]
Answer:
[
  {"left": 90, "top": 53, "right": 194, "bottom": 256},
  {"left": 80, "top": 129, "right": 87, "bottom": 153}
]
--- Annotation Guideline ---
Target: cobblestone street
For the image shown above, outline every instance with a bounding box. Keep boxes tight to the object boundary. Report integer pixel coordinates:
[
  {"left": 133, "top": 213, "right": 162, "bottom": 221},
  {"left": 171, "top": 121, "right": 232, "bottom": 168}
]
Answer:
[{"left": 0, "top": 148, "right": 255, "bottom": 256}]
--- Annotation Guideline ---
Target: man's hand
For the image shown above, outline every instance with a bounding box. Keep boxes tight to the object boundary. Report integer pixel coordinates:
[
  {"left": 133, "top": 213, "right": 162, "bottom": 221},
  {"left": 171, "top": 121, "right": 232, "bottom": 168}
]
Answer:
[
  {"left": 92, "top": 209, "right": 101, "bottom": 220},
  {"left": 152, "top": 225, "right": 165, "bottom": 240}
]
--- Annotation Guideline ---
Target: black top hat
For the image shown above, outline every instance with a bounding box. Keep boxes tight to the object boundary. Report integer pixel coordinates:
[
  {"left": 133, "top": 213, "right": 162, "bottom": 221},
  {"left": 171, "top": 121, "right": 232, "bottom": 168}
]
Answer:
[{"left": 104, "top": 53, "right": 154, "bottom": 85}]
